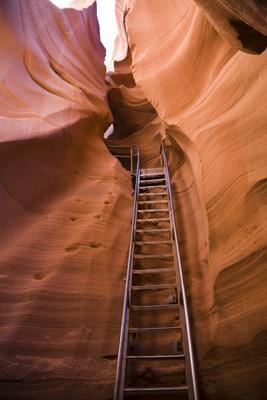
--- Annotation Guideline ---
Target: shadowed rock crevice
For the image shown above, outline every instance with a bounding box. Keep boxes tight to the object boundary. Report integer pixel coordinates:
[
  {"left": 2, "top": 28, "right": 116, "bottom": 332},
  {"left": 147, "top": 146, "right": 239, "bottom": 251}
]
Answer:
[{"left": 230, "top": 18, "right": 267, "bottom": 53}]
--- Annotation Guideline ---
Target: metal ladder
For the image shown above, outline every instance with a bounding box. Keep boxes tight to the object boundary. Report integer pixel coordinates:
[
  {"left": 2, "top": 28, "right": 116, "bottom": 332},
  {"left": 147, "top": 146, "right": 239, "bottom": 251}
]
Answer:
[{"left": 114, "top": 145, "right": 198, "bottom": 400}]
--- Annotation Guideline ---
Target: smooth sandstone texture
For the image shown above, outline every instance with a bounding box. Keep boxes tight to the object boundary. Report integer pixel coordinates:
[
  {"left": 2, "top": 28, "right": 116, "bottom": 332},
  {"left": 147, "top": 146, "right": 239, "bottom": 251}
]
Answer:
[
  {"left": 110, "top": 0, "right": 267, "bottom": 399},
  {"left": 0, "top": 1, "right": 132, "bottom": 399},
  {"left": 0, "top": 0, "right": 110, "bottom": 142},
  {"left": 0, "top": 0, "right": 267, "bottom": 399},
  {"left": 107, "top": 52, "right": 158, "bottom": 140}
]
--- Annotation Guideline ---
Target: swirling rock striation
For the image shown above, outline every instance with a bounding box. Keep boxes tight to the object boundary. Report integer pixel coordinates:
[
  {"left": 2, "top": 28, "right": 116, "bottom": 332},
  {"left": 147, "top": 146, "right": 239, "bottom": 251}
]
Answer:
[
  {"left": 0, "top": 0, "right": 267, "bottom": 399},
  {"left": 109, "top": 0, "right": 267, "bottom": 399},
  {"left": 0, "top": 1, "right": 132, "bottom": 399}
]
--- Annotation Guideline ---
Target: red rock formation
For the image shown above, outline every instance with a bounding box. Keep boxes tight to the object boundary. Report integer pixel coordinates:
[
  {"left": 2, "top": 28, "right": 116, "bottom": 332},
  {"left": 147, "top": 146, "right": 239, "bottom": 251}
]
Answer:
[
  {"left": 1, "top": 0, "right": 266, "bottom": 399},
  {"left": 0, "top": 0, "right": 110, "bottom": 141},
  {"left": 0, "top": 1, "right": 132, "bottom": 399},
  {"left": 194, "top": 0, "right": 267, "bottom": 53},
  {"left": 110, "top": 0, "right": 267, "bottom": 399}
]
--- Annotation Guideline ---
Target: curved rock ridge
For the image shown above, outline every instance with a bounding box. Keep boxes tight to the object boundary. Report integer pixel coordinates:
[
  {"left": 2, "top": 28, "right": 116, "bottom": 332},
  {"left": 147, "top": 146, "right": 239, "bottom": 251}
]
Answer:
[
  {"left": 107, "top": 51, "right": 158, "bottom": 139},
  {"left": 109, "top": 0, "right": 267, "bottom": 399},
  {"left": 111, "top": 0, "right": 129, "bottom": 63},
  {"left": 0, "top": 0, "right": 111, "bottom": 142},
  {"left": 194, "top": 0, "right": 267, "bottom": 53}
]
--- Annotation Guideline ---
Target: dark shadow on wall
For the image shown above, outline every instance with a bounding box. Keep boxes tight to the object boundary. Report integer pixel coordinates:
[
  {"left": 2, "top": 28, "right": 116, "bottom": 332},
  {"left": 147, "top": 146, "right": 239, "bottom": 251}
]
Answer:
[{"left": 230, "top": 18, "right": 267, "bottom": 54}]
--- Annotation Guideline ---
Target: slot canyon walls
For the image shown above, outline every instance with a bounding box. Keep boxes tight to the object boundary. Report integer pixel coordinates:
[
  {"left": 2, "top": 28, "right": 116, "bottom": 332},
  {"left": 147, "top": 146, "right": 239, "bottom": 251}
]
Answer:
[
  {"left": 0, "top": 1, "right": 133, "bottom": 399},
  {"left": 0, "top": 0, "right": 266, "bottom": 399},
  {"left": 110, "top": 0, "right": 267, "bottom": 399}
]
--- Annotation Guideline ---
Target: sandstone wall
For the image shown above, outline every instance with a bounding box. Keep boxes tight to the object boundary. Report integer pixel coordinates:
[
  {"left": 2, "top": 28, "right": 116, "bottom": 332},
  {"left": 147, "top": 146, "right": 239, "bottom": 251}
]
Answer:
[
  {"left": 0, "top": 0, "right": 266, "bottom": 399},
  {"left": 110, "top": 0, "right": 267, "bottom": 398},
  {"left": 0, "top": 1, "right": 132, "bottom": 398}
]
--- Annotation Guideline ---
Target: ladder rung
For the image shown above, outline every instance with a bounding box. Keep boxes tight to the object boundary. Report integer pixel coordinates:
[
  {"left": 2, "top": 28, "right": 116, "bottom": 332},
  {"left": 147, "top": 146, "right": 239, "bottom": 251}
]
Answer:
[
  {"left": 141, "top": 176, "right": 165, "bottom": 180},
  {"left": 133, "top": 267, "right": 175, "bottom": 274},
  {"left": 139, "top": 192, "right": 167, "bottom": 197},
  {"left": 129, "top": 325, "right": 181, "bottom": 333},
  {"left": 138, "top": 209, "right": 169, "bottom": 213},
  {"left": 140, "top": 171, "right": 165, "bottom": 178},
  {"left": 132, "top": 284, "right": 176, "bottom": 291},
  {"left": 138, "top": 200, "right": 168, "bottom": 204},
  {"left": 136, "top": 228, "right": 170, "bottom": 233},
  {"left": 140, "top": 177, "right": 165, "bottom": 182},
  {"left": 137, "top": 218, "right": 170, "bottom": 222},
  {"left": 141, "top": 168, "right": 164, "bottom": 173},
  {"left": 127, "top": 354, "right": 185, "bottom": 360},
  {"left": 124, "top": 386, "right": 188, "bottom": 394},
  {"left": 140, "top": 177, "right": 165, "bottom": 181},
  {"left": 140, "top": 185, "right": 167, "bottom": 190},
  {"left": 130, "top": 304, "right": 179, "bottom": 310},
  {"left": 140, "top": 179, "right": 166, "bottom": 184},
  {"left": 135, "top": 241, "right": 172, "bottom": 245},
  {"left": 134, "top": 254, "right": 173, "bottom": 259}
]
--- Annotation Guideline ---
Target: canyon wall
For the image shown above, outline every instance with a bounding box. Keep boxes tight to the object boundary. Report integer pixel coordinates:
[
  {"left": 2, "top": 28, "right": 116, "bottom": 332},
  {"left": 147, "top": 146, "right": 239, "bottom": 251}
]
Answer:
[
  {"left": 0, "top": 1, "right": 132, "bottom": 399},
  {"left": 0, "top": 0, "right": 266, "bottom": 399},
  {"left": 110, "top": 0, "right": 267, "bottom": 399}
]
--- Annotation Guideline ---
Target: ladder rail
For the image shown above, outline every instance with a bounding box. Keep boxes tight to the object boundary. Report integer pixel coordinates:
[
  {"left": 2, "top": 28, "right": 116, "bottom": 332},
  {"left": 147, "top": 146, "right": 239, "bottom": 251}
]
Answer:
[
  {"left": 113, "top": 149, "right": 140, "bottom": 400},
  {"left": 161, "top": 144, "right": 199, "bottom": 400},
  {"left": 114, "top": 147, "right": 198, "bottom": 399}
]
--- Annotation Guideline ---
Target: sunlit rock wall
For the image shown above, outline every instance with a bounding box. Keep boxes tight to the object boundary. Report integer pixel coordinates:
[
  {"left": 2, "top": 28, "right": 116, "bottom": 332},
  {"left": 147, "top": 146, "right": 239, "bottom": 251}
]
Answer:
[
  {"left": 110, "top": 0, "right": 267, "bottom": 399},
  {"left": 0, "top": 0, "right": 110, "bottom": 141},
  {"left": 0, "top": 1, "right": 132, "bottom": 399}
]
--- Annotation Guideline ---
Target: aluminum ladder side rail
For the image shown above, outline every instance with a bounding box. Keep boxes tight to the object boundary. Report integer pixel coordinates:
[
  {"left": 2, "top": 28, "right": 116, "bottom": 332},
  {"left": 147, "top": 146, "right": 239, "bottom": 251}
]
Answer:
[
  {"left": 113, "top": 149, "right": 141, "bottom": 400},
  {"left": 160, "top": 144, "right": 199, "bottom": 400}
]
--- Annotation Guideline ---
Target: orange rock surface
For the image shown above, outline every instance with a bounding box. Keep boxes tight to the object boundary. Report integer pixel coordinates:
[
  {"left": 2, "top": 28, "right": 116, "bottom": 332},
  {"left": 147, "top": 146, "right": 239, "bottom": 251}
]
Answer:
[
  {"left": 0, "top": 0, "right": 266, "bottom": 399},
  {"left": 111, "top": 1, "right": 267, "bottom": 399},
  {"left": 0, "top": 1, "right": 132, "bottom": 399}
]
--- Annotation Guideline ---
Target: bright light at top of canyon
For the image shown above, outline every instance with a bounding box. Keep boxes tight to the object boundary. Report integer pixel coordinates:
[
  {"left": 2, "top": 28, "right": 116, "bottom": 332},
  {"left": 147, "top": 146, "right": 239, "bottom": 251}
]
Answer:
[{"left": 49, "top": 0, "right": 117, "bottom": 69}]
